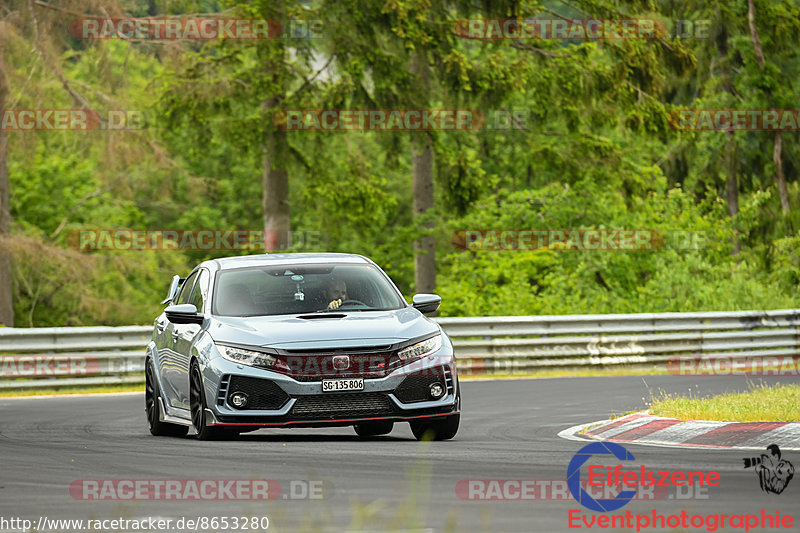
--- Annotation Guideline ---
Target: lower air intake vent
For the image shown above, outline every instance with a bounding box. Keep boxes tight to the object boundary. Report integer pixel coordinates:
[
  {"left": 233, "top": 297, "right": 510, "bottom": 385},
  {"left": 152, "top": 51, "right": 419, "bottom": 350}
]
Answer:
[
  {"left": 227, "top": 376, "right": 289, "bottom": 410},
  {"left": 290, "top": 393, "right": 395, "bottom": 419}
]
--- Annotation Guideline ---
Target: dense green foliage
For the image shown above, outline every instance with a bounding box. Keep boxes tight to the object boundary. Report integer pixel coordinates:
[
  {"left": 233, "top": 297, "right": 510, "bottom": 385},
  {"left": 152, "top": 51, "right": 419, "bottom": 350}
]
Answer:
[{"left": 2, "top": 0, "right": 799, "bottom": 326}]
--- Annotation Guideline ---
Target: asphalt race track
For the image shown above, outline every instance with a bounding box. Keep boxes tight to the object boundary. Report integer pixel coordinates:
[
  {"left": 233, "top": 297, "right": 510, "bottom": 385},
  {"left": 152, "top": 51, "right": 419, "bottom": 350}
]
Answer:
[{"left": 1, "top": 375, "right": 799, "bottom": 532}]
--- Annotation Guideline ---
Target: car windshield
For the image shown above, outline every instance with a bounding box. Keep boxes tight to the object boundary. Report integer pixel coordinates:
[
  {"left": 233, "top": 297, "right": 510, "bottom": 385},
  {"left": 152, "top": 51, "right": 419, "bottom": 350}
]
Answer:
[{"left": 212, "top": 263, "right": 407, "bottom": 317}]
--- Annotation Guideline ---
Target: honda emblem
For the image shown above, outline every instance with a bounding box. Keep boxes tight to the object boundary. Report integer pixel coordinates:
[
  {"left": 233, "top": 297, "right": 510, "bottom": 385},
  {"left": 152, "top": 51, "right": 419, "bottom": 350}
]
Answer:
[{"left": 332, "top": 355, "right": 350, "bottom": 370}]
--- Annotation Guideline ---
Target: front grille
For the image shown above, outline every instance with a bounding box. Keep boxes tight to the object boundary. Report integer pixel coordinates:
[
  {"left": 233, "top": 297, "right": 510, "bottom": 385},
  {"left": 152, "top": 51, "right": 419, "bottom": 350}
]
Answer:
[
  {"left": 394, "top": 374, "right": 446, "bottom": 403},
  {"left": 276, "top": 353, "right": 394, "bottom": 380},
  {"left": 227, "top": 376, "right": 290, "bottom": 410},
  {"left": 290, "top": 392, "right": 396, "bottom": 419},
  {"left": 289, "top": 372, "right": 384, "bottom": 383}
]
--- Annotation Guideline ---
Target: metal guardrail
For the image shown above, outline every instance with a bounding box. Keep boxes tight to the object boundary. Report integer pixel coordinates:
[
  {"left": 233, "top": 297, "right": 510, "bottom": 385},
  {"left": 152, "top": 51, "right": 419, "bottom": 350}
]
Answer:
[
  {"left": 0, "top": 326, "right": 151, "bottom": 389},
  {"left": 438, "top": 309, "right": 800, "bottom": 373},
  {"left": 0, "top": 309, "right": 798, "bottom": 389}
]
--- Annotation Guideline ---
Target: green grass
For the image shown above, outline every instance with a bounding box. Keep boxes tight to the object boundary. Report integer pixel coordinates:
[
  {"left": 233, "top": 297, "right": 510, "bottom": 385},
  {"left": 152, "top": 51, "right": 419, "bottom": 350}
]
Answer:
[
  {"left": 648, "top": 383, "right": 800, "bottom": 422},
  {"left": 0, "top": 383, "right": 143, "bottom": 397},
  {"left": 459, "top": 365, "right": 668, "bottom": 380}
]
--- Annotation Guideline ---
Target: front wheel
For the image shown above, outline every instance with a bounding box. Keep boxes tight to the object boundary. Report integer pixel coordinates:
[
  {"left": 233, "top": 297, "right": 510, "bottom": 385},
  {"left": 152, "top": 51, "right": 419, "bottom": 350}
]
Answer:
[
  {"left": 190, "top": 363, "right": 236, "bottom": 441},
  {"left": 145, "top": 361, "right": 188, "bottom": 437},
  {"left": 410, "top": 414, "right": 459, "bottom": 441}
]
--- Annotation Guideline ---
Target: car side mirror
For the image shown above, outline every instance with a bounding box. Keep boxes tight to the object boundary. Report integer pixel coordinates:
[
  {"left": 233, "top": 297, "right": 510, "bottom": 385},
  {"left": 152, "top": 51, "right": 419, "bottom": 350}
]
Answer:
[
  {"left": 165, "top": 303, "right": 204, "bottom": 325},
  {"left": 161, "top": 275, "right": 182, "bottom": 305},
  {"left": 412, "top": 293, "right": 441, "bottom": 315}
]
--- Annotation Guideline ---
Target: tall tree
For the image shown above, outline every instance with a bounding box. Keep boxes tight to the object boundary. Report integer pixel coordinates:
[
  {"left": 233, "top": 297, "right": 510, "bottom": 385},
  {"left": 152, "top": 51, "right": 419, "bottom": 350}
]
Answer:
[
  {"left": 410, "top": 50, "right": 435, "bottom": 293},
  {"left": 260, "top": 13, "right": 291, "bottom": 250},
  {"left": 747, "top": 0, "right": 789, "bottom": 214},
  {"left": 0, "top": 21, "right": 12, "bottom": 326},
  {"left": 160, "top": 0, "right": 316, "bottom": 250},
  {"left": 322, "top": 0, "right": 507, "bottom": 293}
]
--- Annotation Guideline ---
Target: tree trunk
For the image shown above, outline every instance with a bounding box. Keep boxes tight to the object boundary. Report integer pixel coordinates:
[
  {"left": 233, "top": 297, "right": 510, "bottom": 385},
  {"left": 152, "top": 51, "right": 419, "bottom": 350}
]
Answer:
[
  {"left": 0, "top": 27, "right": 14, "bottom": 327},
  {"left": 747, "top": 0, "right": 765, "bottom": 68},
  {"left": 262, "top": 127, "right": 290, "bottom": 251},
  {"left": 773, "top": 132, "right": 790, "bottom": 213},
  {"left": 411, "top": 51, "right": 435, "bottom": 293},
  {"left": 725, "top": 131, "right": 741, "bottom": 255},
  {"left": 260, "top": 31, "right": 290, "bottom": 252},
  {"left": 748, "top": 0, "right": 790, "bottom": 214},
  {"left": 725, "top": 132, "right": 739, "bottom": 217},
  {"left": 412, "top": 134, "right": 435, "bottom": 293}
]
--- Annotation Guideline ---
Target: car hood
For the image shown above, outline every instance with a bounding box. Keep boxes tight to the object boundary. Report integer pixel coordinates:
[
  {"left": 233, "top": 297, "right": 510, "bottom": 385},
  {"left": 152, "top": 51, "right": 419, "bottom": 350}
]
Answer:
[{"left": 207, "top": 307, "right": 439, "bottom": 350}]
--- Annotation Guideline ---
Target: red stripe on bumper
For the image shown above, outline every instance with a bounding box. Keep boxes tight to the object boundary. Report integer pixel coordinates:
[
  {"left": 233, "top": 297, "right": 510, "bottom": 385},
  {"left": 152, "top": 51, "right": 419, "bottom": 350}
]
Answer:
[{"left": 214, "top": 411, "right": 460, "bottom": 427}]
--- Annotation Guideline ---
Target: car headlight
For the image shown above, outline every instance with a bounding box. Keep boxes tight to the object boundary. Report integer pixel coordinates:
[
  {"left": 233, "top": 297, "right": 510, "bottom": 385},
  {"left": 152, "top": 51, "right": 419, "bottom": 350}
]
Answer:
[
  {"left": 397, "top": 334, "right": 442, "bottom": 361},
  {"left": 217, "top": 344, "right": 278, "bottom": 369}
]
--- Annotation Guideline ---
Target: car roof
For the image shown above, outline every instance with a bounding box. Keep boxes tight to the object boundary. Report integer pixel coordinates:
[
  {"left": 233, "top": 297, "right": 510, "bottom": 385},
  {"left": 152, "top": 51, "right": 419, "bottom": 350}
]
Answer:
[{"left": 205, "top": 252, "right": 373, "bottom": 271}]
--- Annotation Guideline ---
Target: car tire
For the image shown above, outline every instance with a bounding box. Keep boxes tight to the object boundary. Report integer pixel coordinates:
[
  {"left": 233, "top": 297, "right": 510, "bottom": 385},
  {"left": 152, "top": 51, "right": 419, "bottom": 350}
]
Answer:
[
  {"left": 354, "top": 421, "right": 394, "bottom": 437},
  {"left": 145, "top": 360, "right": 189, "bottom": 437},
  {"left": 410, "top": 414, "right": 459, "bottom": 441},
  {"left": 190, "top": 363, "right": 237, "bottom": 441}
]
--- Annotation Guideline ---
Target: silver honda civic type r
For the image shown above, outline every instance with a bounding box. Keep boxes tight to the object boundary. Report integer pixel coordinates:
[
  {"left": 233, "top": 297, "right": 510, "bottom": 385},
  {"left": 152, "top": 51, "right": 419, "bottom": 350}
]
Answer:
[{"left": 145, "top": 253, "right": 460, "bottom": 440}]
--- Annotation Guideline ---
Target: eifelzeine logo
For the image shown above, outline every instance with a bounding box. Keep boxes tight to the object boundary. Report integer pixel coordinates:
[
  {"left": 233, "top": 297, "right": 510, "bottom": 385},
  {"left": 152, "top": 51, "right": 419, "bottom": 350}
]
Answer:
[
  {"left": 568, "top": 442, "right": 638, "bottom": 512},
  {"left": 564, "top": 442, "right": 796, "bottom": 532},
  {"left": 568, "top": 442, "right": 721, "bottom": 513},
  {"left": 744, "top": 445, "right": 794, "bottom": 495}
]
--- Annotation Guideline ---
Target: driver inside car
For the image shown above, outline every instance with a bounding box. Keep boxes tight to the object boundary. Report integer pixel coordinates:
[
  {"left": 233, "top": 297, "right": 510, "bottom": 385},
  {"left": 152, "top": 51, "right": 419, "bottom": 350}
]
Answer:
[{"left": 324, "top": 279, "right": 348, "bottom": 310}]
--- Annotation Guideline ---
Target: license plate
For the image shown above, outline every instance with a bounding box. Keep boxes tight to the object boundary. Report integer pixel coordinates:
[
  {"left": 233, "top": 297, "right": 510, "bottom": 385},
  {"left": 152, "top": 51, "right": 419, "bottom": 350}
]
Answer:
[{"left": 322, "top": 378, "right": 364, "bottom": 392}]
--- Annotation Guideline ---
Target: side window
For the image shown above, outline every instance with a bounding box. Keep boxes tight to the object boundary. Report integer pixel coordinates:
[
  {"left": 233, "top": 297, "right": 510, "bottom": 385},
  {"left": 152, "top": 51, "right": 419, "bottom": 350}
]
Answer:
[
  {"left": 175, "top": 271, "right": 199, "bottom": 305},
  {"left": 188, "top": 269, "right": 210, "bottom": 312}
]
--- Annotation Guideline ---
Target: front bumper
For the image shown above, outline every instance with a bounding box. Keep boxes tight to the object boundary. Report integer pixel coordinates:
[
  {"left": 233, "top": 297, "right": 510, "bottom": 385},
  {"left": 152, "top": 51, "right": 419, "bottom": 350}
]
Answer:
[{"left": 203, "top": 356, "right": 460, "bottom": 428}]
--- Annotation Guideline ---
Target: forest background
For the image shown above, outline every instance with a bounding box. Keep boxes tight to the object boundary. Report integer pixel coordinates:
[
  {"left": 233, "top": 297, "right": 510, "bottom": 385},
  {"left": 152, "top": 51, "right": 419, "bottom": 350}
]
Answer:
[{"left": 1, "top": 0, "right": 799, "bottom": 327}]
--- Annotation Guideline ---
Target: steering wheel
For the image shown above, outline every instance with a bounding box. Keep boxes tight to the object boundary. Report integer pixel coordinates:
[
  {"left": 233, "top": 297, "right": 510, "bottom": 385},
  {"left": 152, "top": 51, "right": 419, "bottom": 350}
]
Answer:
[
  {"left": 319, "top": 299, "right": 368, "bottom": 312},
  {"left": 337, "top": 299, "right": 367, "bottom": 307}
]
